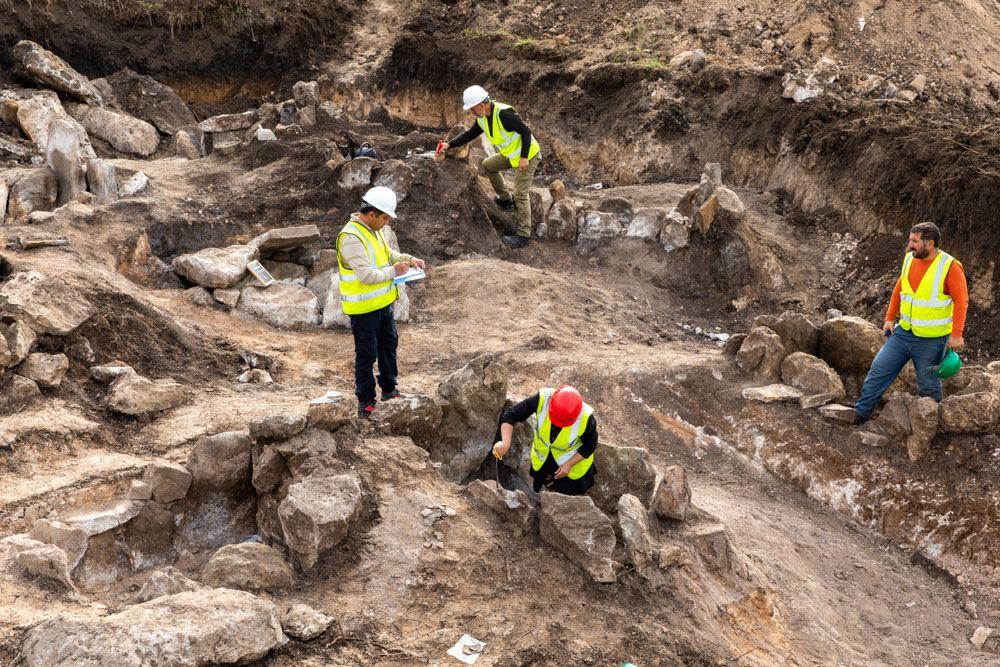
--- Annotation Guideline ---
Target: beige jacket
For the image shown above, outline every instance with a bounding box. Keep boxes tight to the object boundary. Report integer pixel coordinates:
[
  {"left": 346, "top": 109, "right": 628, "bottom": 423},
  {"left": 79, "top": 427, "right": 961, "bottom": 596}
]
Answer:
[{"left": 338, "top": 215, "right": 412, "bottom": 285}]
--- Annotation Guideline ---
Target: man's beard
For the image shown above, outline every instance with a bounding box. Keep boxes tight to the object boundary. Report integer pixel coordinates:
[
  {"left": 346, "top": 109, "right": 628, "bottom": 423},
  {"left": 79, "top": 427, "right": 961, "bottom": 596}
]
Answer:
[{"left": 914, "top": 247, "right": 930, "bottom": 259}]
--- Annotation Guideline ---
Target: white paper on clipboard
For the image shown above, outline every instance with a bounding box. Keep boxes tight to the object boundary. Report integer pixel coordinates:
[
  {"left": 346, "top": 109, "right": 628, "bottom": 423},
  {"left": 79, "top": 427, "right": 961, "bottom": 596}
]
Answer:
[
  {"left": 393, "top": 267, "right": 426, "bottom": 285},
  {"left": 246, "top": 260, "right": 275, "bottom": 287}
]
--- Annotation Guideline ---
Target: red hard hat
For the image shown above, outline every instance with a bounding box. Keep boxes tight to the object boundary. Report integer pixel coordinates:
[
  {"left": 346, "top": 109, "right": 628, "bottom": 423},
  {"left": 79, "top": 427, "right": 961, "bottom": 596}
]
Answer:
[{"left": 549, "top": 385, "right": 583, "bottom": 427}]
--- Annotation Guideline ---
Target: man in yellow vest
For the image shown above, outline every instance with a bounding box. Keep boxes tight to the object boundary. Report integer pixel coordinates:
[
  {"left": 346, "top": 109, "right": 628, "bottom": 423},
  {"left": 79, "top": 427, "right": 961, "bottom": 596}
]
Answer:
[
  {"left": 337, "top": 186, "right": 426, "bottom": 419},
  {"left": 854, "top": 222, "right": 969, "bottom": 424},
  {"left": 439, "top": 85, "right": 541, "bottom": 249},
  {"left": 492, "top": 385, "right": 598, "bottom": 495}
]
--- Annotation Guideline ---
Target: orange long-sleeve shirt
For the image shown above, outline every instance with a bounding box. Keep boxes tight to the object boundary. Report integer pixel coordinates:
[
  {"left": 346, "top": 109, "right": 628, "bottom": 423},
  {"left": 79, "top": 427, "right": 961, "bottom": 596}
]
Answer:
[{"left": 885, "top": 254, "right": 969, "bottom": 336}]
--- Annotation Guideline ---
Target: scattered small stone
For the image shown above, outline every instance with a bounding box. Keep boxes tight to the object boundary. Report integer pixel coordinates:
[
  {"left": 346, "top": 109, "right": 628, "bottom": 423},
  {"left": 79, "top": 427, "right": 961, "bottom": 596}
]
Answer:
[
  {"left": 282, "top": 603, "right": 333, "bottom": 641},
  {"left": 818, "top": 403, "right": 855, "bottom": 423},
  {"left": 742, "top": 384, "right": 804, "bottom": 403},
  {"left": 970, "top": 626, "right": 993, "bottom": 650},
  {"left": 237, "top": 369, "right": 274, "bottom": 384},
  {"left": 120, "top": 172, "right": 149, "bottom": 197}
]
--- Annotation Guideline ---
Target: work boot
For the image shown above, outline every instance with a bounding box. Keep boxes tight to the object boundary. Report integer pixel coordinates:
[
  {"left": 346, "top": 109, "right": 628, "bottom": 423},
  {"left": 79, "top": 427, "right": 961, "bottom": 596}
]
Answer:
[
  {"left": 502, "top": 234, "right": 530, "bottom": 249},
  {"left": 853, "top": 413, "right": 869, "bottom": 426},
  {"left": 358, "top": 400, "right": 377, "bottom": 419},
  {"left": 382, "top": 389, "right": 401, "bottom": 400},
  {"left": 494, "top": 196, "right": 516, "bottom": 211}
]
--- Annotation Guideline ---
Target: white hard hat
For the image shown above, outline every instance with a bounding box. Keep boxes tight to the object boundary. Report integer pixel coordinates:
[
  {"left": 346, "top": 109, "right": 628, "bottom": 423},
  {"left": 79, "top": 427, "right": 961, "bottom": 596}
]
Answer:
[
  {"left": 462, "top": 85, "right": 489, "bottom": 110},
  {"left": 362, "top": 186, "right": 397, "bottom": 219}
]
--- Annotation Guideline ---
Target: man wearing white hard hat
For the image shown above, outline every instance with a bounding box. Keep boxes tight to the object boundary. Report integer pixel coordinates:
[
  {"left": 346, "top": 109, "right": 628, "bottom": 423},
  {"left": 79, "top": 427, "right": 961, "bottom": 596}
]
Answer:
[
  {"left": 439, "top": 85, "right": 541, "bottom": 249},
  {"left": 337, "top": 186, "right": 426, "bottom": 419}
]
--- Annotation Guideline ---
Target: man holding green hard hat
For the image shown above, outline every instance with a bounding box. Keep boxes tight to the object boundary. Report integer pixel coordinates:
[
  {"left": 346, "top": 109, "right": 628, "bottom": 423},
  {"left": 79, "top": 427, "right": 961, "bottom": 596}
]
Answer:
[{"left": 854, "top": 222, "right": 969, "bottom": 425}]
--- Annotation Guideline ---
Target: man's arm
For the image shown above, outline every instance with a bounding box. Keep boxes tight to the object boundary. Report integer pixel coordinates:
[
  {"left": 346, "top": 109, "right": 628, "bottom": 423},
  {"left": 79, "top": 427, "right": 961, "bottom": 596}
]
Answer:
[
  {"left": 498, "top": 108, "right": 533, "bottom": 159},
  {"left": 338, "top": 234, "right": 394, "bottom": 284},
  {"left": 945, "top": 261, "right": 969, "bottom": 346},
  {"left": 555, "top": 417, "right": 597, "bottom": 479},
  {"left": 884, "top": 278, "right": 902, "bottom": 334},
  {"left": 493, "top": 393, "right": 539, "bottom": 459},
  {"left": 445, "top": 123, "right": 483, "bottom": 150}
]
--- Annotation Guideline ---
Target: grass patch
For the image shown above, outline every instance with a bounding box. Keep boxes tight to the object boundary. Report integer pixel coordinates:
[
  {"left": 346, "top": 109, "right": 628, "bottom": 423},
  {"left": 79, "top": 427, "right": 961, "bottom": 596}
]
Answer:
[
  {"left": 634, "top": 57, "right": 668, "bottom": 69},
  {"left": 512, "top": 36, "right": 535, "bottom": 49}
]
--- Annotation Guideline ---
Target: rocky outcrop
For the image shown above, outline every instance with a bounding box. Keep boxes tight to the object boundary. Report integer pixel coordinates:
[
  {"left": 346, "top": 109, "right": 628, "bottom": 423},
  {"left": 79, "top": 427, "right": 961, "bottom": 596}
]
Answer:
[
  {"left": 65, "top": 103, "right": 160, "bottom": 156},
  {"left": 780, "top": 352, "right": 845, "bottom": 396},
  {"left": 0, "top": 270, "right": 94, "bottom": 336},
  {"left": 539, "top": 492, "right": 616, "bottom": 583},
  {"left": 819, "top": 316, "right": 884, "bottom": 379},
  {"left": 238, "top": 283, "right": 321, "bottom": 329},
  {"left": 20, "top": 589, "right": 287, "bottom": 666},
  {"left": 433, "top": 354, "right": 509, "bottom": 481},
  {"left": 737, "top": 326, "right": 786, "bottom": 381},
  {"left": 13, "top": 41, "right": 105, "bottom": 105},
  {"left": 278, "top": 472, "right": 363, "bottom": 570},
  {"left": 590, "top": 443, "right": 658, "bottom": 513},
  {"left": 173, "top": 244, "right": 258, "bottom": 289},
  {"left": 938, "top": 392, "right": 999, "bottom": 434},
  {"left": 202, "top": 542, "right": 295, "bottom": 590}
]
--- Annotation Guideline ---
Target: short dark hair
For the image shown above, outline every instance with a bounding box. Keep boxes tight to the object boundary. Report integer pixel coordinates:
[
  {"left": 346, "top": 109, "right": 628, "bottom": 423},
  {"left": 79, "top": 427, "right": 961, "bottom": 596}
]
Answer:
[
  {"left": 360, "top": 204, "right": 379, "bottom": 215},
  {"left": 910, "top": 222, "right": 941, "bottom": 246}
]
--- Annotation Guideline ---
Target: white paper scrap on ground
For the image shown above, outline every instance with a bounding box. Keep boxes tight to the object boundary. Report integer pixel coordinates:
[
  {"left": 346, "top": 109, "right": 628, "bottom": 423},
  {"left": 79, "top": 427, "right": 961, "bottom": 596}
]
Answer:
[
  {"left": 393, "top": 267, "right": 426, "bottom": 285},
  {"left": 446, "top": 634, "right": 485, "bottom": 664}
]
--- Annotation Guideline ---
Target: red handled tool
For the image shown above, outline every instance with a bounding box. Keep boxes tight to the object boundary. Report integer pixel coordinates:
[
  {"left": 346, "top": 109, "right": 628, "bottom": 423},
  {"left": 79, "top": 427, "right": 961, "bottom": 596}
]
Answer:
[{"left": 435, "top": 140, "right": 443, "bottom": 156}]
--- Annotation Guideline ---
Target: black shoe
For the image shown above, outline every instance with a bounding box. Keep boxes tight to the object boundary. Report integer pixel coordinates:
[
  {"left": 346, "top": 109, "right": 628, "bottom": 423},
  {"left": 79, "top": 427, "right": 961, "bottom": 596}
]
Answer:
[
  {"left": 502, "top": 234, "right": 530, "bottom": 248},
  {"left": 494, "top": 196, "right": 516, "bottom": 211},
  {"left": 382, "top": 389, "right": 401, "bottom": 400},
  {"left": 853, "top": 414, "right": 869, "bottom": 426},
  {"left": 358, "top": 400, "right": 377, "bottom": 419}
]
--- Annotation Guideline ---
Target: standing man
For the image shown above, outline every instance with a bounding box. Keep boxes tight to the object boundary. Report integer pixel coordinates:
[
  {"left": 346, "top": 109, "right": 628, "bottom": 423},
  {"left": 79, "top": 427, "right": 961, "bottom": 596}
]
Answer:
[
  {"left": 492, "top": 385, "right": 598, "bottom": 495},
  {"left": 337, "top": 186, "right": 426, "bottom": 418},
  {"left": 439, "top": 85, "right": 541, "bottom": 249},
  {"left": 854, "top": 222, "right": 968, "bottom": 424}
]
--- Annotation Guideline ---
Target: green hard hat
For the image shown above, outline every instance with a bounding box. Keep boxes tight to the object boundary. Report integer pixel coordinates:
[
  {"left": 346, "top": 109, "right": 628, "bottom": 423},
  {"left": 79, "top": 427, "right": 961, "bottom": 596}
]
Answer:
[{"left": 934, "top": 348, "right": 963, "bottom": 379}]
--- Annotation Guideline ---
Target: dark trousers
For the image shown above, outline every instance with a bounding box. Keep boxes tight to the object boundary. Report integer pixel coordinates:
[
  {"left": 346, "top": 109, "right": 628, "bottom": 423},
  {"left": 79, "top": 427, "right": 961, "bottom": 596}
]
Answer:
[{"left": 349, "top": 305, "right": 398, "bottom": 404}]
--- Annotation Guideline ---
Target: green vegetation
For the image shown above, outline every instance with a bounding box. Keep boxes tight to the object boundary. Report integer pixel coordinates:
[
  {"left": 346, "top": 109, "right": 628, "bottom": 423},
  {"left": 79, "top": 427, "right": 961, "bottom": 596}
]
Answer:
[
  {"left": 512, "top": 36, "right": 535, "bottom": 49},
  {"left": 634, "top": 57, "right": 668, "bottom": 69}
]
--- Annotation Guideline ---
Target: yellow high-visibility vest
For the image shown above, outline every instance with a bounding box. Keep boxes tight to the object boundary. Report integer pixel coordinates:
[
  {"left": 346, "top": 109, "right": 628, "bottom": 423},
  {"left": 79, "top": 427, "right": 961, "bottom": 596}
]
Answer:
[
  {"left": 898, "top": 250, "right": 960, "bottom": 338},
  {"left": 477, "top": 102, "right": 541, "bottom": 168},
  {"left": 336, "top": 219, "right": 398, "bottom": 316},
  {"left": 530, "top": 388, "right": 595, "bottom": 480}
]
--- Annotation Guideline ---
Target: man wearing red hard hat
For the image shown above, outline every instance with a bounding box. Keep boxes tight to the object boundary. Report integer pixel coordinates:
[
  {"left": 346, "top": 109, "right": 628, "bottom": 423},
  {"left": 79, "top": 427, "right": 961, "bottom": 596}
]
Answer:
[{"left": 492, "top": 385, "right": 597, "bottom": 495}]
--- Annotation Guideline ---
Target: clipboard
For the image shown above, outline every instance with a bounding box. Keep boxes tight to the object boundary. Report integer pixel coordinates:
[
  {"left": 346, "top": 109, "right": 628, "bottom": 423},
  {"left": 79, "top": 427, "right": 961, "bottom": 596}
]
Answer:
[
  {"left": 246, "top": 260, "right": 275, "bottom": 287},
  {"left": 393, "top": 267, "right": 426, "bottom": 285}
]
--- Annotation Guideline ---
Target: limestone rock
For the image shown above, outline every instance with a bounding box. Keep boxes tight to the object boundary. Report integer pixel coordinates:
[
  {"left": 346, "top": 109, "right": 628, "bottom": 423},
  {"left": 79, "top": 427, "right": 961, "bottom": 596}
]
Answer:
[
  {"left": 818, "top": 403, "right": 855, "bottom": 423},
  {"left": 938, "top": 392, "right": 999, "bottom": 434},
  {"left": 65, "top": 103, "right": 160, "bottom": 156},
  {"left": 188, "top": 430, "right": 253, "bottom": 492},
  {"left": 0, "top": 334, "right": 10, "bottom": 368},
  {"left": 251, "top": 224, "right": 321, "bottom": 254},
  {"left": 89, "top": 361, "right": 133, "bottom": 384},
  {"left": 16, "top": 542, "right": 75, "bottom": 589},
  {"left": 321, "top": 274, "right": 351, "bottom": 329},
  {"left": 0, "top": 374, "right": 41, "bottom": 412},
  {"left": 651, "top": 465, "right": 691, "bottom": 520},
  {"left": 819, "top": 316, "right": 884, "bottom": 378},
  {"left": 20, "top": 589, "right": 287, "bottom": 666},
  {"left": 273, "top": 428, "right": 341, "bottom": 478},
  {"left": 544, "top": 199, "right": 578, "bottom": 241},
  {"left": 199, "top": 110, "right": 260, "bottom": 133},
  {"left": 659, "top": 207, "right": 690, "bottom": 252},
  {"left": 577, "top": 211, "right": 623, "bottom": 248},
  {"left": 16, "top": 352, "right": 68, "bottom": 388},
  {"left": 737, "top": 326, "right": 786, "bottom": 381},
  {"left": 13, "top": 91, "right": 95, "bottom": 158},
  {"left": 371, "top": 394, "right": 443, "bottom": 448},
  {"left": 625, "top": 208, "right": 664, "bottom": 240},
  {"left": 279, "top": 472, "right": 363, "bottom": 570},
  {"left": 799, "top": 392, "right": 840, "bottom": 409},
  {"left": 107, "top": 373, "right": 188, "bottom": 415},
  {"left": 29, "top": 519, "right": 88, "bottom": 571},
  {"left": 252, "top": 445, "right": 288, "bottom": 494},
  {"left": 337, "top": 156, "right": 379, "bottom": 189},
  {"left": 780, "top": 352, "right": 845, "bottom": 396},
  {"left": 617, "top": 494, "right": 655, "bottom": 576},
  {"left": 282, "top": 603, "right": 333, "bottom": 641},
  {"left": 373, "top": 160, "right": 415, "bottom": 201},
  {"left": 539, "top": 492, "right": 616, "bottom": 583},
  {"left": 308, "top": 391, "right": 358, "bottom": 430},
  {"left": 202, "top": 542, "right": 295, "bottom": 590},
  {"left": 0, "top": 178, "right": 6, "bottom": 222},
  {"left": 128, "top": 480, "right": 153, "bottom": 500},
  {"left": 185, "top": 286, "right": 216, "bottom": 307},
  {"left": 13, "top": 41, "right": 105, "bottom": 105},
  {"left": 175, "top": 130, "right": 201, "bottom": 159},
  {"left": 100, "top": 68, "right": 196, "bottom": 135},
  {"left": 590, "top": 442, "right": 658, "bottom": 513},
  {"left": 466, "top": 479, "right": 537, "bottom": 533},
  {"left": 743, "top": 384, "right": 804, "bottom": 403},
  {"left": 143, "top": 459, "right": 193, "bottom": 504},
  {"left": 970, "top": 626, "right": 994, "bottom": 651},
  {"left": 530, "top": 186, "right": 554, "bottom": 233},
  {"left": 214, "top": 288, "right": 240, "bottom": 309},
  {"left": 136, "top": 566, "right": 201, "bottom": 602},
  {"left": 755, "top": 311, "right": 820, "bottom": 355},
  {"left": 46, "top": 118, "right": 87, "bottom": 206},
  {"left": 120, "top": 171, "right": 149, "bottom": 197},
  {"left": 4, "top": 321, "right": 36, "bottom": 366},
  {"left": 0, "top": 270, "right": 95, "bottom": 335},
  {"left": 85, "top": 158, "right": 118, "bottom": 201},
  {"left": 433, "top": 354, "right": 509, "bottom": 481},
  {"left": 6, "top": 168, "right": 56, "bottom": 221},
  {"left": 173, "top": 244, "right": 258, "bottom": 289},
  {"left": 238, "top": 283, "right": 321, "bottom": 329},
  {"left": 61, "top": 499, "right": 143, "bottom": 537},
  {"left": 693, "top": 194, "right": 719, "bottom": 234},
  {"left": 293, "top": 81, "right": 320, "bottom": 108},
  {"left": 250, "top": 414, "right": 308, "bottom": 441}
]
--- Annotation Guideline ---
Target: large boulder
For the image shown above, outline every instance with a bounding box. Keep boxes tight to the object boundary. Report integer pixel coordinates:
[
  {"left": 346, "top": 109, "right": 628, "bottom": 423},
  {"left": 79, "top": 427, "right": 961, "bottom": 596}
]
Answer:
[
  {"left": 278, "top": 472, "right": 363, "bottom": 570},
  {"left": 433, "top": 354, "right": 509, "bottom": 481},
  {"left": 754, "top": 311, "right": 820, "bottom": 355},
  {"left": 292, "top": 81, "right": 320, "bottom": 108},
  {"left": 819, "top": 316, "right": 884, "bottom": 379},
  {"left": 251, "top": 225, "right": 321, "bottom": 254},
  {"left": 173, "top": 244, "right": 258, "bottom": 289},
  {"left": 321, "top": 274, "right": 351, "bottom": 329},
  {"left": 539, "top": 492, "right": 616, "bottom": 583},
  {"left": 938, "top": 392, "right": 999, "bottom": 434},
  {"left": 13, "top": 91, "right": 96, "bottom": 158},
  {"left": 337, "top": 157, "right": 378, "bottom": 189},
  {"left": 66, "top": 103, "right": 160, "bottom": 156},
  {"left": 577, "top": 211, "right": 623, "bottom": 248},
  {"left": 238, "top": 283, "right": 321, "bottom": 329},
  {"left": 736, "top": 326, "right": 786, "bottom": 381},
  {"left": 202, "top": 542, "right": 295, "bottom": 590},
  {"left": 15, "top": 541, "right": 76, "bottom": 590},
  {"left": 198, "top": 110, "right": 259, "bottom": 133},
  {"left": 273, "top": 429, "right": 341, "bottom": 479},
  {"left": 617, "top": 494, "right": 655, "bottom": 577},
  {"left": 5, "top": 168, "right": 57, "bottom": 221},
  {"left": 187, "top": 430, "right": 253, "bottom": 492},
  {"left": 13, "top": 41, "right": 105, "bottom": 105},
  {"left": 780, "top": 352, "right": 845, "bottom": 396},
  {"left": 99, "top": 68, "right": 196, "bottom": 135},
  {"left": 651, "top": 465, "right": 691, "bottom": 521},
  {"left": 20, "top": 589, "right": 287, "bottom": 666},
  {"left": 659, "top": 208, "right": 690, "bottom": 252},
  {"left": 46, "top": 118, "right": 87, "bottom": 205},
  {"left": 543, "top": 199, "right": 579, "bottom": 241},
  {"left": 106, "top": 373, "right": 188, "bottom": 415},
  {"left": 250, "top": 414, "right": 307, "bottom": 441},
  {"left": 466, "top": 479, "right": 538, "bottom": 534},
  {"left": 0, "top": 270, "right": 94, "bottom": 336},
  {"left": 371, "top": 394, "right": 443, "bottom": 448},
  {"left": 373, "top": 160, "right": 415, "bottom": 201},
  {"left": 625, "top": 208, "right": 664, "bottom": 241},
  {"left": 590, "top": 443, "right": 658, "bottom": 513},
  {"left": 17, "top": 352, "right": 69, "bottom": 388}
]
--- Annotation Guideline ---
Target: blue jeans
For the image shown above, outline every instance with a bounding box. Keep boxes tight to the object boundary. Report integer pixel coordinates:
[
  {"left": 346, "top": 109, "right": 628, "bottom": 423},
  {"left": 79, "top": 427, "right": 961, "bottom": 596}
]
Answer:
[
  {"left": 349, "top": 305, "right": 397, "bottom": 404},
  {"left": 854, "top": 326, "right": 949, "bottom": 420}
]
